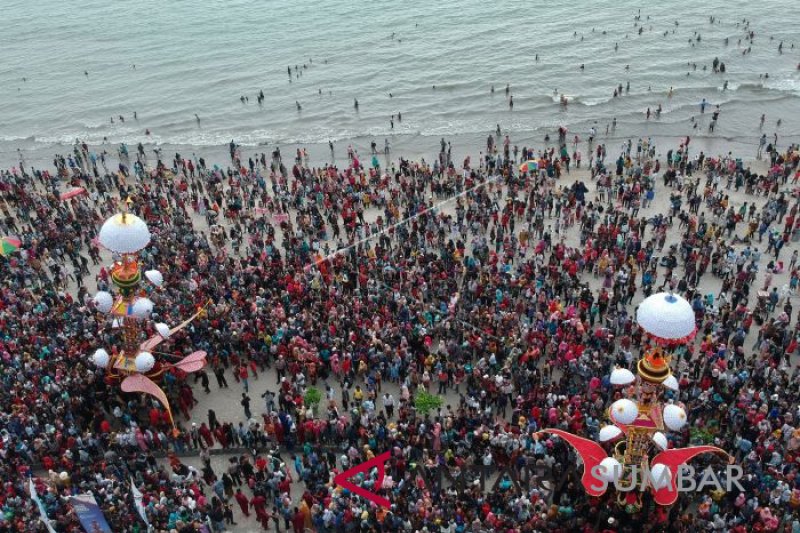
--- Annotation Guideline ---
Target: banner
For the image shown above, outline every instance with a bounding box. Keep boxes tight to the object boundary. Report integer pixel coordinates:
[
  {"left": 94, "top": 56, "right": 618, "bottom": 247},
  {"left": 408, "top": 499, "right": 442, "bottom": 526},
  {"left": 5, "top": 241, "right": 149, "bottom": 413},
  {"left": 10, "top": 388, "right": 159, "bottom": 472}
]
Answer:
[
  {"left": 70, "top": 493, "right": 112, "bottom": 533},
  {"left": 28, "top": 478, "right": 58, "bottom": 533},
  {"left": 130, "top": 477, "right": 150, "bottom": 529}
]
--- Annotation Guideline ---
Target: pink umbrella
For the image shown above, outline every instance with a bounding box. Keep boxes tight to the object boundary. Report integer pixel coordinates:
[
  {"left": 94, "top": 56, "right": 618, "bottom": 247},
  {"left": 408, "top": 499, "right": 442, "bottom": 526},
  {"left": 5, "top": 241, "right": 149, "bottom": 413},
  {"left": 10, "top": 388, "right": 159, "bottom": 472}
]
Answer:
[{"left": 59, "top": 187, "right": 86, "bottom": 201}]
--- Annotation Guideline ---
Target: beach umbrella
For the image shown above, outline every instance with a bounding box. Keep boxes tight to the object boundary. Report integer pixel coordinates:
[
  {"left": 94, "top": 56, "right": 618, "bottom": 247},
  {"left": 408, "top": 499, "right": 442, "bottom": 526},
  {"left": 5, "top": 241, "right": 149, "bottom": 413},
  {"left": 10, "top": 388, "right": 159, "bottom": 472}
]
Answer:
[
  {"left": 0, "top": 236, "right": 21, "bottom": 256},
  {"left": 59, "top": 187, "right": 87, "bottom": 201}
]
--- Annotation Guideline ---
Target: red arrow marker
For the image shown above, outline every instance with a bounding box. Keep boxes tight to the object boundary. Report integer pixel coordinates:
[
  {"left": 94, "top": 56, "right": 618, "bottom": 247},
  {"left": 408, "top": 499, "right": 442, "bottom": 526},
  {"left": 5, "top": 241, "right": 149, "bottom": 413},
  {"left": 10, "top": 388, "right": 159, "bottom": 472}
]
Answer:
[{"left": 334, "top": 451, "right": 391, "bottom": 508}]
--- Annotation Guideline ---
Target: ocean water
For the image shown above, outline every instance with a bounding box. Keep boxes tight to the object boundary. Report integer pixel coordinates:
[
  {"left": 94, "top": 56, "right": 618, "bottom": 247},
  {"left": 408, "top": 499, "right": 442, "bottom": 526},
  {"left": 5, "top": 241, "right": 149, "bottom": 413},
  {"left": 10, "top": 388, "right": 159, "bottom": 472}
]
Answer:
[{"left": 0, "top": 0, "right": 798, "bottom": 162}]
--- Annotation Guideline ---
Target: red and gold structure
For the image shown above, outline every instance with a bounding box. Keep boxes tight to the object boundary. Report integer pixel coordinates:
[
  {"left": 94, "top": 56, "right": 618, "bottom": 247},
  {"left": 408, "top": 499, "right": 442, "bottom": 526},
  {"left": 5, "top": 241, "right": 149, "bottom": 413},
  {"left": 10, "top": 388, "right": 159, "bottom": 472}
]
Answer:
[
  {"left": 90, "top": 206, "right": 208, "bottom": 428},
  {"left": 536, "top": 292, "right": 731, "bottom": 513}
]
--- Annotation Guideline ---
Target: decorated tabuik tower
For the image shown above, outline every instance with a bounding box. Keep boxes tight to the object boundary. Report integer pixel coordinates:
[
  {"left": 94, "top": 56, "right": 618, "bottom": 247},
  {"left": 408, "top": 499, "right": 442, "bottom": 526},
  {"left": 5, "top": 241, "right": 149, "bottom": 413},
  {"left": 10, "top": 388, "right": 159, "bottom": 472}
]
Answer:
[
  {"left": 89, "top": 205, "right": 208, "bottom": 428},
  {"left": 537, "top": 292, "right": 731, "bottom": 513}
]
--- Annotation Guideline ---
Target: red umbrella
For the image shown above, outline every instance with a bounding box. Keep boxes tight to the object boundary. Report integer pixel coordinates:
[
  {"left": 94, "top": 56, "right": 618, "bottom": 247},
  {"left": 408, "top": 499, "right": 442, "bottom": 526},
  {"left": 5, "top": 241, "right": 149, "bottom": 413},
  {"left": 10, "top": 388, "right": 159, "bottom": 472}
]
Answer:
[{"left": 59, "top": 187, "right": 86, "bottom": 201}]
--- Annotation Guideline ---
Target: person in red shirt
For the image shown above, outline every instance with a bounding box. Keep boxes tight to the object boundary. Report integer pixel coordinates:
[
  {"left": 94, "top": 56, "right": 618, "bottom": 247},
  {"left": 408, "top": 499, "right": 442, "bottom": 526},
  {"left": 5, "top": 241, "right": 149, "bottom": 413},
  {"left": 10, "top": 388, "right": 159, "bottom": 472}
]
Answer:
[
  {"left": 238, "top": 364, "right": 249, "bottom": 392},
  {"left": 250, "top": 493, "right": 268, "bottom": 527},
  {"left": 234, "top": 488, "right": 250, "bottom": 517},
  {"left": 290, "top": 507, "right": 304, "bottom": 533}
]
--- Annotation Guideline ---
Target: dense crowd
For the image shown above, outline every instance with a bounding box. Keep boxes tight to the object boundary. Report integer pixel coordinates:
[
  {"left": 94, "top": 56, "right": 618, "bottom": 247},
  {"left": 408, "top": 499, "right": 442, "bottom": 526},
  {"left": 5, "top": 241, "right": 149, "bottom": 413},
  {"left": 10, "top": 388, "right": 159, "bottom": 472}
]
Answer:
[{"left": 1, "top": 135, "right": 800, "bottom": 532}]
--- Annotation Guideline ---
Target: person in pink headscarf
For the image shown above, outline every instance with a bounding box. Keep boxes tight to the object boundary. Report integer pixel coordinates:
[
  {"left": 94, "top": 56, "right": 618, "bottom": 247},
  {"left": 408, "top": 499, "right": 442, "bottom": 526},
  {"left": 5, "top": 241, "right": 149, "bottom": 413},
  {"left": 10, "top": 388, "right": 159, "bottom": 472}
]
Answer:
[
  {"left": 432, "top": 422, "right": 442, "bottom": 452},
  {"left": 135, "top": 427, "right": 148, "bottom": 452},
  {"left": 330, "top": 352, "right": 340, "bottom": 377}
]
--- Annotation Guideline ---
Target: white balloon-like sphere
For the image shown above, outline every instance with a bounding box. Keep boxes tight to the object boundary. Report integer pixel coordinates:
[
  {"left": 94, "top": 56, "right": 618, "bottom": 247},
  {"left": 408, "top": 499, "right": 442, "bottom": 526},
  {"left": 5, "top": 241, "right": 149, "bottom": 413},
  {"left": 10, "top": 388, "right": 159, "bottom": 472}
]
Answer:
[
  {"left": 663, "top": 404, "right": 687, "bottom": 431},
  {"left": 652, "top": 431, "right": 668, "bottom": 451},
  {"left": 135, "top": 352, "right": 156, "bottom": 373},
  {"left": 92, "top": 348, "right": 110, "bottom": 368},
  {"left": 599, "top": 425, "right": 623, "bottom": 442},
  {"left": 610, "top": 368, "right": 636, "bottom": 386},
  {"left": 59, "top": 471, "right": 69, "bottom": 481},
  {"left": 155, "top": 323, "right": 171, "bottom": 338},
  {"left": 649, "top": 463, "right": 672, "bottom": 489},
  {"left": 93, "top": 291, "right": 114, "bottom": 314},
  {"left": 599, "top": 457, "right": 622, "bottom": 482},
  {"left": 662, "top": 374, "right": 679, "bottom": 391},
  {"left": 610, "top": 399, "right": 639, "bottom": 425},
  {"left": 131, "top": 298, "right": 154, "bottom": 319},
  {"left": 145, "top": 270, "right": 164, "bottom": 287}
]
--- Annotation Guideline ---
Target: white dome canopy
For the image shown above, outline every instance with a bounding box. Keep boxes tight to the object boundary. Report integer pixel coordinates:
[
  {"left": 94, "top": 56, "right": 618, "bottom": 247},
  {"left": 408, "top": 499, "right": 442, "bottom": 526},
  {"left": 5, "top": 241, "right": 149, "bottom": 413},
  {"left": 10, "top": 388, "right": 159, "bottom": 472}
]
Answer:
[
  {"left": 652, "top": 431, "right": 668, "bottom": 451},
  {"left": 92, "top": 349, "right": 110, "bottom": 368},
  {"left": 663, "top": 404, "right": 687, "bottom": 431},
  {"left": 599, "top": 425, "right": 623, "bottom": 442},
  {"left": 134, "top": 352, "right": 155, "bottom": 373},
  {"left": 650, "top": 463, "right": 672, "bottom": 489},
  {"left": 131, "top": 298, "right": 154, "bottom": 319},
  {"left": 93, "top": 291, "right": 114, "bottom": 314},
  {"left": 599, "top": 457, "right": 622, "bottom": 482},
  {"left": 662, "top": 374, "right": 680, "bottom": 391},
  {"left": 98, "top": 213, "right": 151, "bottom": 254},
  {"left": 610, "top": 368, "right": 636, "bottom": 386},
  {"left": 145, "top": 269, "right": 164, "bottom": 287},
  {"left": 155, "top": 323, "right": 171, "bottom": 338},
  {"left": 636, "top": 292, "right": 696, "bottom": 341},
  {"left": 610, "top": 399, "right": 639, "bottom": 425}
]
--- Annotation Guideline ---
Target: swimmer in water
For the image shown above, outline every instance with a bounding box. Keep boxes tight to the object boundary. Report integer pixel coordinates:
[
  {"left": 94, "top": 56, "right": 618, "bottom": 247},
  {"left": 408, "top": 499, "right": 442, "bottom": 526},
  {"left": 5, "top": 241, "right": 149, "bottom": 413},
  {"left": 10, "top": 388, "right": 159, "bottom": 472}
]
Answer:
[
  {"left": 354, "top": 98, "right": 359, "bottom": 109},
  {"left": 296, "top": 101, "right": 302, "bottom": 111}
]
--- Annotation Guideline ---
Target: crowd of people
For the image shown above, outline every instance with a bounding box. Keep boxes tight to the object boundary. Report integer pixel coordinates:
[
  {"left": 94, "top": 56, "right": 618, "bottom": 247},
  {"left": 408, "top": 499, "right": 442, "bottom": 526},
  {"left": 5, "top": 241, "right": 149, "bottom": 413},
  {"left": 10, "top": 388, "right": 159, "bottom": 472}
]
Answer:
[{"left": 0, "top": 133, "right": 799, "bottom": 532}]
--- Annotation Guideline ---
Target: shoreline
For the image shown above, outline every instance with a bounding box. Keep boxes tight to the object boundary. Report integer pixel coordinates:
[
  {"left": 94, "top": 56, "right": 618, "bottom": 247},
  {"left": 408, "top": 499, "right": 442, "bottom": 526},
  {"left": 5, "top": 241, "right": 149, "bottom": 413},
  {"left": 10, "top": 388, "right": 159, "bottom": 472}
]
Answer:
[{"left": 4, "top": 128, "right": 798, "bottom": 174}]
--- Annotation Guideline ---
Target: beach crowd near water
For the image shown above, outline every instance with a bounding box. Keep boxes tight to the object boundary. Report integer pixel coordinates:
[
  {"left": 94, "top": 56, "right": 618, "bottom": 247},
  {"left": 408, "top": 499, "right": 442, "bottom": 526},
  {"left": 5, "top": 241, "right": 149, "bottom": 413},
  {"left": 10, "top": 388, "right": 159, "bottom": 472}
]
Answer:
[
  {"left": 2, "top": 3, "right": 800, "bottom": 533},
  {"left": 0, "top": 121, "right": 799, "bottom": 533}
]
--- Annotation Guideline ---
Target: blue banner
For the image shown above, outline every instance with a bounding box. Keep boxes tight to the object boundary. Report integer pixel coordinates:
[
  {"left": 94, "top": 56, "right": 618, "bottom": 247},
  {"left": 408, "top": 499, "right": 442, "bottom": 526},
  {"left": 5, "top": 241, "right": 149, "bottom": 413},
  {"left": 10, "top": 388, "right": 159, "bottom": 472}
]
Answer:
[{"left": 70, "top": 494, "right": 113, "bottom": 533}]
